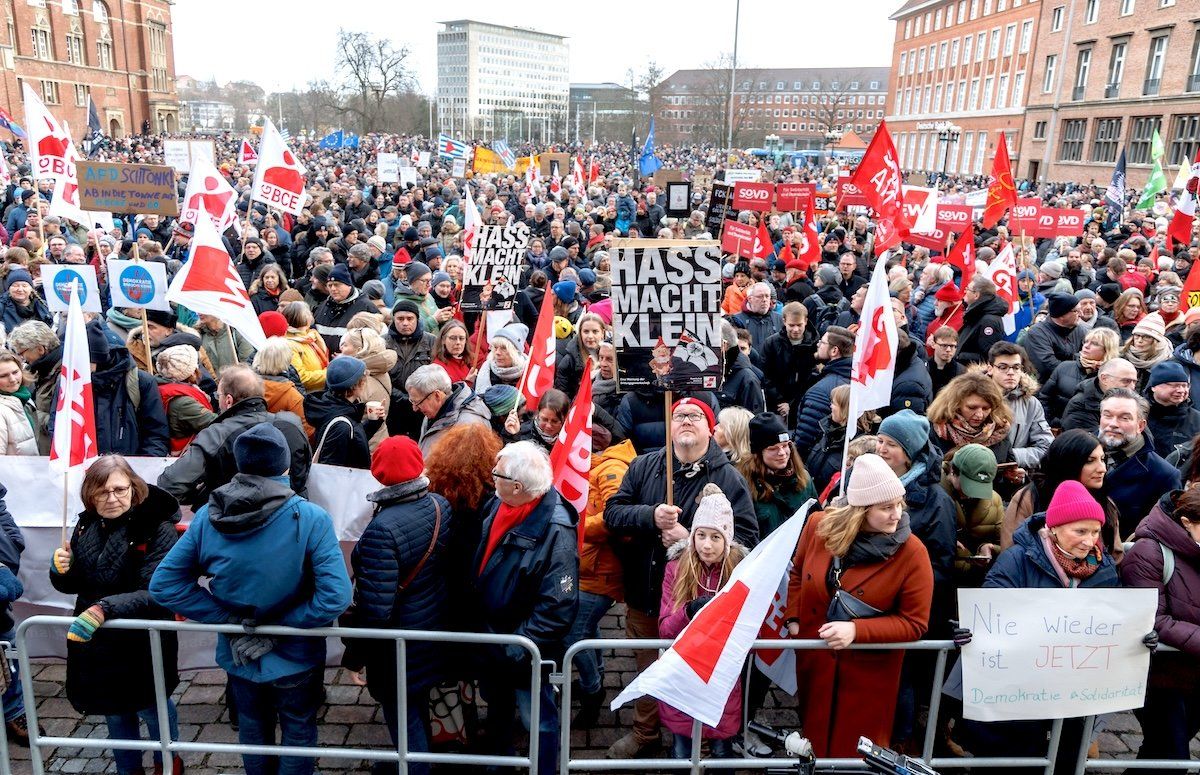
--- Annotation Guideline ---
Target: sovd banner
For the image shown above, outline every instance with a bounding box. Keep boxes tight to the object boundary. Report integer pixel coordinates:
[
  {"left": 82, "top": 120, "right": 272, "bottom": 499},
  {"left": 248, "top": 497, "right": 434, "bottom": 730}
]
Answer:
[
  {"left": 958, "top": 588, "right": 1155, "bottom": 721},
  {"left": 611, "top": 239, "right": 724, "bottom": 392},
  {"left": 459, "top": 222, "right": 529, "bottom": 313}
]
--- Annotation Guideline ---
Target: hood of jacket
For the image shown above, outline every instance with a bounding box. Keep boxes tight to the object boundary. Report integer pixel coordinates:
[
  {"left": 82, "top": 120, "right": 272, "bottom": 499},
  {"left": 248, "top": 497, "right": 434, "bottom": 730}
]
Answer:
[
  {"left": 206, "top": 474, "right": 296, "bottom": 535},
  {"left": 964, "top": 293, "right": 1010, "bottom": 324},
  {"left": 303, "top": 390, "right": 360, "bottom": 429},
  {"left": 91, "top": 346, "right": 136, "bottom": 392},
  {"left": 815, "top": 285, "right": 844, "bottom": 306},
  {"left": 358, "top": 347, "right": 397, "bottom": 377},
  {"left": 819, "top": 356, "right": 853, "bottom": 381},
  {"left": 593, "top": 438, "right": 637, "bottom": 469},
  {"left": 1138, "top": 491, "right": 1200, "bottom": 560},
  {"left": 1172, "top": 342, "right": 1200, "bottom": 371},
  {"left": 366, "top": 476, "right": 430, "bottom": 507},
  {"left": 903, "top": 439, "right": 946, "bottom": 507}
]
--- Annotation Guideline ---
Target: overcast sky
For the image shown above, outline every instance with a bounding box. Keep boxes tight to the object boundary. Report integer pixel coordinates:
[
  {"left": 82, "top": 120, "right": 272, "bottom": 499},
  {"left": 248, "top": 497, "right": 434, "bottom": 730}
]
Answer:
[{"left": 172, "top": 0, "right": 896, "bottom": 94}]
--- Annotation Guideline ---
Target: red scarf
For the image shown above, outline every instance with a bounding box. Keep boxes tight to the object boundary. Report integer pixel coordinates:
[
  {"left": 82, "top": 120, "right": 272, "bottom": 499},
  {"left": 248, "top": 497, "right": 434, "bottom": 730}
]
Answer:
[{"left": 479, "top": 500, "right": 539, "bottom": 573}]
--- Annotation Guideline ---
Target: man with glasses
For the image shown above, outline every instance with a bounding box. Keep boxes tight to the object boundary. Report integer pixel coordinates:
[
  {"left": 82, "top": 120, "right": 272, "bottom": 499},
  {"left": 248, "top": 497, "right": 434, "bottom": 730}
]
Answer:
[
  {"left": 1099, "top": 388, "right": 1182, "bottom": 537},
  {"left": 928, "top": 326, "right": 965, "bottom": 397},
  {"left": 602, "top": 397, "right": 757, "bottom": 759},
  {"left": 405, "top": 364, "right": 491, "bottom": 455},
  {"left": 986, "top": 342, "right": 1052, "bottom": 476},
  {"left": 1023, "top": 293, "right": 1087, "bottom": 383},
  {"left": 1062, "top": 357, "right": 1138, "bottom": 432}
]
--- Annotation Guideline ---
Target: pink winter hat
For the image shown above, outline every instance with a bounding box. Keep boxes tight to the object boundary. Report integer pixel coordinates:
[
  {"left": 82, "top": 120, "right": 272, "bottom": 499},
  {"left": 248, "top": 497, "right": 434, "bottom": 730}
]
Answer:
[{"left": 1045, "top": 480, "right": 1105, "bottom": 528}]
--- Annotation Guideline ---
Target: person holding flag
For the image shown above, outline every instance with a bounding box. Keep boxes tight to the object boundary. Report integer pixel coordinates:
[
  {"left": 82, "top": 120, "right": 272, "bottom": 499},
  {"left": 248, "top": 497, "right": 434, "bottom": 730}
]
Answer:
[{"left": 783, "top": 452, "right": 934, "bottom": 757}]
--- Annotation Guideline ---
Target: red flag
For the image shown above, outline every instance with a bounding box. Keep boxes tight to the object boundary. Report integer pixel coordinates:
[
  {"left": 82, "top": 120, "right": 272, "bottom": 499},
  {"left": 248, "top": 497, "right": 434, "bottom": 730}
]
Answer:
[
  {"left": 983, "top": 133, "right": 1019, "bottom": 229},
  {"left": 941, "top": 228, "right": 976, "bottom": 288},
  {"left": 849, "top": 120, "right": 910, "bottom": 253},
  {"left": 752, "top": 221, "right": 773, "bottom": 260},
  {"left": 1183, "top": 256, "right": 1200, "bottom": 311},
  {"left": 49, "top": 279, "right": 98, "bottom": 473},
  {"left": 798, "top": 210, "right": 821, "bottom": 268},
  {"left": 519, "top": 285, "right": 557, "bottom": 407},
  {"left": 549, "top": 357, "right": 593, "bottom": 551},
  {"left": 1168, "top": 150, "right": 1200, "bottom": 249}
]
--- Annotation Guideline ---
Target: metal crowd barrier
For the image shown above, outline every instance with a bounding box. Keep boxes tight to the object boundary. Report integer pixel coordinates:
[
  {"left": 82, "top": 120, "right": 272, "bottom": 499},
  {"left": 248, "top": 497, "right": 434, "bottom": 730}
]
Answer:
[{"left": 10, "top": 616, "right": 545, "bottom": 775}]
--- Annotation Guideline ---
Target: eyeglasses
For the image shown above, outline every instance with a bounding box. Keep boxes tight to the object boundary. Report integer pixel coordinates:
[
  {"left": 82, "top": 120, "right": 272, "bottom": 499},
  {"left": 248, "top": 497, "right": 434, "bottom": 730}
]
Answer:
[
  {"left": 491, "top": 470, "right": 517, "bottom": 482},
  {"left": 409, "top": 391, "right": 437, "bottom": 408},
  {"left": 991, "top": 363, "right": 1023, "bottom": 373},
  {"left": 672, "top": 413, "right": 707, "bottom": 425},
  {"left": 99, "top": 485, "right": 131, "bottom": 501}
]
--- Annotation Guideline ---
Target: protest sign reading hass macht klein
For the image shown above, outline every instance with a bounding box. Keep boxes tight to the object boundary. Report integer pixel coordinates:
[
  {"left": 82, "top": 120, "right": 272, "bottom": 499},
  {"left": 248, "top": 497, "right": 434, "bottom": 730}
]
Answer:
[
  {"left": 958, "top": 588, "right": 1155, "bottom": 722},
  {"left": 459, "top": 222, "right": 530, "bottom": 313},
  {"left": 611, "top": 240, "right": 724, "bottom": 392}
]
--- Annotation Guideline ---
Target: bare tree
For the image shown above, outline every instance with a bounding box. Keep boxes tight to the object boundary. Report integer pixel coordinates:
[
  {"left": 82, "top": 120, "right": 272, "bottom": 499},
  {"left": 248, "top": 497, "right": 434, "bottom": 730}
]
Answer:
[
  {"left": 810, "top": 70, "right": 878, "bottom": 142},
  {"left": 331, "top": 29, "right": 417, "bottom": 134}
]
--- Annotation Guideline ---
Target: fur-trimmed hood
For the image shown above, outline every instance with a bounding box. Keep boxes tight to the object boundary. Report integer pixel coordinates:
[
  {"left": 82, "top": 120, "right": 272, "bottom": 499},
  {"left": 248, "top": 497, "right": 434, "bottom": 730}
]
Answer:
[{"left": 665, "top": 537, "right": 749, "bottom": 562}]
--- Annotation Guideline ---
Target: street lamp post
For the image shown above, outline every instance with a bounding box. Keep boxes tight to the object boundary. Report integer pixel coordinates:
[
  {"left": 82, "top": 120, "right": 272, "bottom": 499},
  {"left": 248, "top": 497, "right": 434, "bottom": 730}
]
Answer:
[{"left": 935, "top": 120, "right": 962, "bottom": 177}]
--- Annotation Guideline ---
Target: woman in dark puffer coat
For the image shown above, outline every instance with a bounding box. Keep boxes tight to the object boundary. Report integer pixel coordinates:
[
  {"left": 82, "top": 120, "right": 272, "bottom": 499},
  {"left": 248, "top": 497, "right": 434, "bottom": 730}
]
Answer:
[
  {"left": 1120, "top": 487, "right": 1200, "bottom": 772},
  {"left": 49, "top": 456, "right": 182, "bottom": 775},
  {"left": 342, "top": 436, "right": 453, "bottom": 775}
]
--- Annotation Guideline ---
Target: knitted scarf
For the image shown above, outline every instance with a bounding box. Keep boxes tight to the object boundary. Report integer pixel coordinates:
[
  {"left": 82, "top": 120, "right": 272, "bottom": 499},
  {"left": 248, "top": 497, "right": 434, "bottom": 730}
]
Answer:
[
  {"left": 486, "top": 358, "right": 525, "bottom": 384},
  {"left": 1124, "top": 340, "right": 1170, "bottom": 371},
  {"left": 1, "top": 386, "right": 34, "bottom": 432},
  {"left": 1078, "top": 355, "right": 1104, "bottom": 371},
  {"left": 592, "top": 376, "right": 617, "bottom": 397},
  {"left": 937, "top": 416, "right": 1011, "bottom": 449},
  {"left": 842, "top": 513, "right": 913, "bottom": 568},
  {"left": 1040, "top": 527, "right": 1103, "bottom": 586}
]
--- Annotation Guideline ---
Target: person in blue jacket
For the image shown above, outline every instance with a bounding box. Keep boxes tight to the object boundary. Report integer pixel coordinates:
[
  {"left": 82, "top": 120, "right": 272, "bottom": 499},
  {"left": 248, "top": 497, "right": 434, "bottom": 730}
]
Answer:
[
  {"left": 473, "top": 441, "right": 578, "bottom": 775},
  {"left": 150, "top": 422, "right": 352, "bottom": 775}
]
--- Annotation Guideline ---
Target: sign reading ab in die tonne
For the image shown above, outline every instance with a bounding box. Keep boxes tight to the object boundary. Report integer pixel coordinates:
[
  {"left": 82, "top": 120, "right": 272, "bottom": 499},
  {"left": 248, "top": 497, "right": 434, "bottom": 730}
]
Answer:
[{"left": 77, "top": 162, "right": 179, "bottom": 216}]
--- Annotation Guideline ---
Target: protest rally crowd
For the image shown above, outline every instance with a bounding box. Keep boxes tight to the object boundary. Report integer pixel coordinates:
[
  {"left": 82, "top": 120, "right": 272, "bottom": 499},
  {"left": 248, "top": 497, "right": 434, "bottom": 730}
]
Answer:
[{"left": 0, "top": 98, "right": 1197, "bottom": 775}]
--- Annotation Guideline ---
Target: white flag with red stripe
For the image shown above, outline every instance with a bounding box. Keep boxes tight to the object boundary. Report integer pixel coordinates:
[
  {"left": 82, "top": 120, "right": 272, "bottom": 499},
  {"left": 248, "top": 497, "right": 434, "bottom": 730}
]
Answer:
[
  {"left": 1168, "top": 149, "right": 1200, "bottom": 249},
  {"left": 846, "top": 255, "right": 899, "bottom": 442},
  {"left": 981, "top": 244, "right": 1020, "bottom": 335},
  {"left": 611, "top": 502, "right": 814, "bottom": 727},
  {"left": 550, "top": 357, "right": 593, "bottom": 549},
  {"left": 23, "top": 82, "right": 71, "bottom": 181},
  {"left": 571, "top": 157, "right": 586, "bottom": 193},
  {"left": 461, "top": 182, "right": 481, "bottom": 263},
  {"left": 518, "top": 283, "right": 556, "bottom": 408},
  {"left": 47, "top": 125, "right": 90, "bottom": 225},
  {"left": 250, "top": 118, "right": 307, "bottom": 216},
  {"left": 526, "top": 155, "right": 541, "bottom": 189},
  {"left": 49, "top": 280, "right": 98, "bottom": 474},
  {"left": 237, "top": 138, "right": 258, "bottom": 167},
  {"left": 167, "top": 212, "right": 266, "bottom": 349},
  {"left": 181, "top": 156, "right": 239, "bottom": 232}
]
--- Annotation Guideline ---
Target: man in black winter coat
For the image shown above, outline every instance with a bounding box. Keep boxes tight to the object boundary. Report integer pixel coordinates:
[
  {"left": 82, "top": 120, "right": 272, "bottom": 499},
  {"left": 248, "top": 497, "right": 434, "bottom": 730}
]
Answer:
[
  {"left": 1144, "top": 361, "right": 1200, "bottom": 460},
  {"left": 761, "top": 302, "right": 818, "bottom": 429},
  {"left": 730, "top": 282, "right": 783, "bottom": 352},
  {"left": 383, "top": 301, "right": 435, "bottom": 439},
  {"left": 313, "top": 264, "right": 378, "bottom": 352},
  {"left": 792, "top": 326, "right": 854, "bottom": 459},
  {"left": 956, "top": 276, "right": 1009, "bottom": 365},
  {"left": 604, "top": 398, "right": 757, "bottom": 759},
  {"left": 884, "top": 331, "right": 934, "bottom": 417},
  {"left": 157, "top": 365, "right": 311, "bottom": 508},
  {"left": 1062, "top": 358, "right": 1138, "bottom": 432},
  {"left": 1023, "top": 293, "right": 1087, "bottom": 382}
]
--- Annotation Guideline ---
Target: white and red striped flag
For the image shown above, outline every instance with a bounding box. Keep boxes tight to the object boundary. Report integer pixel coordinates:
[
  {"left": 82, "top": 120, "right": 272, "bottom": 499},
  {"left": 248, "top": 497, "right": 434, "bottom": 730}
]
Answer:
[
  {"left": 49, "top": 280, "right": 98, "bottom": 475},
  {"left": 461, "top": 182, "right": 481, "bottom": 262},
  {"left": 23, "top": 82, "right": 71, "bottom": 181},
  {"left": 549, "top": 357, "right": 593, "bottom": 550},
  {"left": 1168, "top": 149, "right": 1200, "bottom": 249},
  {"left": 250, "top": 117, "right": 307, "bottom": 216},
  {"left": 846, "top": 255, "right": 899, "bottom": 443},
  {"left": 518, "top": 282, "right": 557, "bottom": 408}
]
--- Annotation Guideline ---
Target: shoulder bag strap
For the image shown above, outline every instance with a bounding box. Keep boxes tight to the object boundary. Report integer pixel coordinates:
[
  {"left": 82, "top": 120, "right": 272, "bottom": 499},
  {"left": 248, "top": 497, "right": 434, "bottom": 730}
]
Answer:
[
  {"left": 313, "top": 415, "right": 353, "bottom": 461},
  {"left": 398, "top": 498, "right": 441, "bottom": 592}
]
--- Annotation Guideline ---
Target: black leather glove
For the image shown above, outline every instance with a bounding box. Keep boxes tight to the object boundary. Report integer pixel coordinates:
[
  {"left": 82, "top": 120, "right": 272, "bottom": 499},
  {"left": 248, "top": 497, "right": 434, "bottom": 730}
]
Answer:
[
  {"left": 951, "top": 620, "right": 973, "bottom": 648},
  {"left": 685, "top": 595, "right": 714, "bottom": 620},
  {"left": 1143, "top": 631, "right": 1159, "bottom": 652}
]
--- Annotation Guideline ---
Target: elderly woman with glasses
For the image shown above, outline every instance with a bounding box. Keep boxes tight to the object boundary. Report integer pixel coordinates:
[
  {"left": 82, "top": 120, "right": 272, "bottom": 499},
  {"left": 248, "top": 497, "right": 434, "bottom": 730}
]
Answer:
[
  {"left": 473, "top": 441, "right": 579, "bottom": 775},
  {"left": 50, "top": 455, "right": 183, "bottom": 775}
]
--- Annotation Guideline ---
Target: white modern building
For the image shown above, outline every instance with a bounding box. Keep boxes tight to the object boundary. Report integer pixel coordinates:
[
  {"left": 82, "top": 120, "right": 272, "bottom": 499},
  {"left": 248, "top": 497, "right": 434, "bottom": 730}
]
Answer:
[
  {"left": 436, "top": 19, "right": 569, "bottom": 142},
  {"left": 179, "top": 99, "right": 235, "bottom": 131}
]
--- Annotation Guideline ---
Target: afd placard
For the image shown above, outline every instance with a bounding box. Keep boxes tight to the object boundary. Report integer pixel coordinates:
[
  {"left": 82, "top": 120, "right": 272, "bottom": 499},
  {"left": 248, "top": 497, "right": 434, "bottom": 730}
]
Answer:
[
  {"left": 77, "top": 162, "right": 179, "bottom": 216},
  {"left": 611, "top": 240, "right": 724, "bottom": 392}
]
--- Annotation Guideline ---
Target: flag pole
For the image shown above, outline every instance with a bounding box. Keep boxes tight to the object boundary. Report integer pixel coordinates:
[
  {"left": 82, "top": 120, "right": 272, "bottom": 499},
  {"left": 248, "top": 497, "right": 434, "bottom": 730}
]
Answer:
[
  {"left": 60, "top": 471, "right": 68, "bottom": 546},
  {"left": 227, "top": 325, "right": 237, "bottom": 362},
  {"left": 663, "top": 390, "right": 674, "bottom": 507}
]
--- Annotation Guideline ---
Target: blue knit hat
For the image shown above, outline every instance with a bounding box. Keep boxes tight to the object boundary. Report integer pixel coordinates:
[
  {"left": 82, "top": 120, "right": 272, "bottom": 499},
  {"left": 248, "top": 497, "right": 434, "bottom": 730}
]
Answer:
[
  {"left": 553, "top": 280, "right": 577, "bottom": 303},
  {"left": 4, "top": 268, "right": 32, "bottom": 291},
  {"left": 482, "top": 384, "right": 520, "bottom": 417},
  {"left": 326, "top": 355, "right": 367, "bottom": 392},
  {"left": 877, "top": 409, "right": 930, "bottom": 462},
  {"left": 1148, "top": 360, "right": 1189, "bottom": 389},
  {"left": 328, "top": 263, "right": 353, "bottom": 286},
  {"left": 233, "top": 422, "right": 290, "bottom": 477}
]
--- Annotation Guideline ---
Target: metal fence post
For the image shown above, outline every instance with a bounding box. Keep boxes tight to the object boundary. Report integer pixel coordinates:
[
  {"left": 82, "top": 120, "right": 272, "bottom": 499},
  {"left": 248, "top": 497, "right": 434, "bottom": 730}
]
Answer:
[
  {"left": 689, "top": 717, "right": 702, "bottom": 775},
  {"left": 527, "top": 654, "right": 542, "bottom": 775},
  {"left": 921, "top": 645, "right": 949, "bottom": 762},
  {"left": 0, "top": 641, "right": 11, "bottom": 775},
  {"left": 395, "top": 637, "right": 408, "bottom": 775},
  {"left": 148, "top": 628, "right": 175, "bottom": 774},
  {"left": 1044, "top": 718, "right": 1064, "bottom": 775},
  {"left": 16, "top": 620, "right": 45, "bottom": 775},
  {"left": 557, "top": 648, "right": 574, "bottom": 775},
  {"left": 1074, "top": 715, "right": 1097, "bottom": 775}
]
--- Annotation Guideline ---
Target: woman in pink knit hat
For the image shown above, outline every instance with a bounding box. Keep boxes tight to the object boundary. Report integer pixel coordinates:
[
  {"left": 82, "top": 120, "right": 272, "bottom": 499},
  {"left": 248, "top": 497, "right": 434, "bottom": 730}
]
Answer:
[{"left": 781, "top": 453, "right": 934, "bottom": 757}]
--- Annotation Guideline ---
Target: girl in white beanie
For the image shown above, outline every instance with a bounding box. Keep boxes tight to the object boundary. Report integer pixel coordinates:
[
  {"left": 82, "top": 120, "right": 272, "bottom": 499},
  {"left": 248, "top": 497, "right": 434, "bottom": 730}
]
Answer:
[{"left": 657, "top": 482, "right": 747, "bottom": 759}]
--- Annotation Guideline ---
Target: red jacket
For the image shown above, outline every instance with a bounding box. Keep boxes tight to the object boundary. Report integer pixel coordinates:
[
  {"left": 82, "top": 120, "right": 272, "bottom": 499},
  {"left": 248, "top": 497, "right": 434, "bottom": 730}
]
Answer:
[{"left": 925, "top": 302, "right": 965, "bottom": 357}]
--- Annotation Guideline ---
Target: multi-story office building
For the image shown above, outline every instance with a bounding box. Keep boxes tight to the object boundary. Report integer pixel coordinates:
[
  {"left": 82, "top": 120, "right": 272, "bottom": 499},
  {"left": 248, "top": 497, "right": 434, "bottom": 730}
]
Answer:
[
  {"left": 436, "top": 19, "right": 569, "bottom": 142},
  {"left": 887, "top": 0, "right": 1041, "bottom": 177},
  {"left": 1020, "top": 0, "right": 1200, "bottom": 184}
]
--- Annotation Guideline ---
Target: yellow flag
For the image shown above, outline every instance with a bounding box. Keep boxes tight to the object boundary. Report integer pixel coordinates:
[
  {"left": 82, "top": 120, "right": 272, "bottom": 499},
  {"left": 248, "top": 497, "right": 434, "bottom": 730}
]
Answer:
[{"left": 472, "top": 146, "right": 511, "bottom": 175}]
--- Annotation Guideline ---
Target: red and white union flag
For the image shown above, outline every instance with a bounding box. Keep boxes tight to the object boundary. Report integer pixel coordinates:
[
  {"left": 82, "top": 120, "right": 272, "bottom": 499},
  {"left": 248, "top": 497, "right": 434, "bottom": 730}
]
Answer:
[
  {"left": 49, "top": 280, "right": 98, "bottom": 474},
  {"left": 250, "top": 117, "right": 307, "bottom": 216}
]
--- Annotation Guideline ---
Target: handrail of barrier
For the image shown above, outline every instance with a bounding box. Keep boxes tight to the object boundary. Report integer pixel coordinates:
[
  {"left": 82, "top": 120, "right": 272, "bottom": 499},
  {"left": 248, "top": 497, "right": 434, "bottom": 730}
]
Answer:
[
  {"left": 14, "top": 616, "right": 544, "bottom": 775},
  {"left": 558, "top": 638, "right": 1060, "bottom": 775},
  {"left": 1072, "top": 713, "right": 1199, "bottom": 773}
]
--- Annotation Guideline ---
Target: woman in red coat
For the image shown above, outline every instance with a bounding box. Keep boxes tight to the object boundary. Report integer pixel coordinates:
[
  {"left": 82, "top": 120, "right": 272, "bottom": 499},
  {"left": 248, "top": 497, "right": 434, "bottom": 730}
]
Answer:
[{"left": 784, "top": 453, "right": 934, "bottom": 757}]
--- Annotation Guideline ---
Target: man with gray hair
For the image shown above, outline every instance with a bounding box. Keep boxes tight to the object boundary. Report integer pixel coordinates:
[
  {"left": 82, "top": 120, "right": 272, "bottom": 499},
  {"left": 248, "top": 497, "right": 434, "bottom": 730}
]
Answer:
[
  {"left": 345, "top": 243, "right": 378, "bottom": 289},
  {"left": 1062, "top": 357, "right": 1138, "bottom": 432},
  {"left": 731, "top": 281, "right": 782, "bottom": 352},
  {"left": 405, "top": 364, "right": 490, "bottom": 455},
  {"left": 1099, "top": 387, "right": 1181, "bottom": 535},
  {"left": 474, "top": 440, "right": 577, "bottom": 775}
]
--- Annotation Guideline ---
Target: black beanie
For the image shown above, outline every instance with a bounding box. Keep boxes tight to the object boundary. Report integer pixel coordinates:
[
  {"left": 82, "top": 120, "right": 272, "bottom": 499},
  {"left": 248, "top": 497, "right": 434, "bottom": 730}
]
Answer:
[
  {"left": 85, "top": 320, "right": 110, "bottom": 364},
  {"left": 392, "top": 299, "right": 421, "bottom": 318},
  {"left": 749, "top": 412, "right": 790, "bottom": 455}
]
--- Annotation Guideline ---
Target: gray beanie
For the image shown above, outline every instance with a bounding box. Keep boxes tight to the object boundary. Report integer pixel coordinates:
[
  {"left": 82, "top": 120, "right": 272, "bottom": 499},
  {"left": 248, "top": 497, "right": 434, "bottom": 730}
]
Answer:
[
  {"left": 815, "top": 265, "right": 840, "bottom": 286},
  {"left": 406, "top": 261, "right": 431, "bottom": 284}
]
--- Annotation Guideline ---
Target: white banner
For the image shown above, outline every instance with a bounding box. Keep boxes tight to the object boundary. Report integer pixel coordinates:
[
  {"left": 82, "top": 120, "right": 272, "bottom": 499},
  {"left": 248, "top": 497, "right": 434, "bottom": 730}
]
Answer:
[
  {"left": 377, "top": 152, "right": 399, "bottom": 183},
  {"left": 40, "top": 264, "right": 101, "bottom": 313},
  {"left": 451, "top": 158, "right": 466, "bottom": 178},
  {"left": 959, "top": 587, "right": 1155, "bottom": 721},
  {"left": 723, "top": 169, "right": 762, "bottom": 183},
  {"left": 107, "top": 259, "right": 171, "bottom": 311},
  {"left": 163, "top": 139, "right": 216, "bottom": 174},
  {"left": 399, "top": 167, "right": 417, "bottom": 187},
  {"left": 417, "top": 151, "right": 431, "bottom": 168}
]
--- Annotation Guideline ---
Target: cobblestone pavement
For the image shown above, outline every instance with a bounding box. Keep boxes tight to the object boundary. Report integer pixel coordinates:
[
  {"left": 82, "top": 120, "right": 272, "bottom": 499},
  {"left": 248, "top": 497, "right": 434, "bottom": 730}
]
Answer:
[{"left": 4, "top": 607, "right": 1195, "bottom": 773}]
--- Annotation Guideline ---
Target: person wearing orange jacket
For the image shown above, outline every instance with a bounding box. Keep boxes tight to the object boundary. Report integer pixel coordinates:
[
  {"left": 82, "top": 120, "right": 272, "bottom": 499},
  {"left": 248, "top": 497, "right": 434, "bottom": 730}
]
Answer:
[{"left": 566, "top": 438, "right": 635, "bottom": 728}]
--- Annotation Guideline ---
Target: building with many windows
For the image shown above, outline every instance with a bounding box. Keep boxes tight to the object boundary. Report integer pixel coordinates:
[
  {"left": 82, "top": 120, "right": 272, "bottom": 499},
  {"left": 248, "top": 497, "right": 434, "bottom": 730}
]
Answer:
[
  {"left": 650, "top": 67, "right": 889, "bottom": 150},
  {"left": 436, "top": 19, "right": 569, "bottom": 142},
  {"left": 887, "top": 0, "right": 1041, "bottom": 177},
  {"left": 0, "top": 0, "right": 177, "bottom": 136},
  {"left": 1019, "top": 0, "right": 1200, "bottom": 185},
  {"left": 179, "top": 99, "right": 235, "bottom": 132}
]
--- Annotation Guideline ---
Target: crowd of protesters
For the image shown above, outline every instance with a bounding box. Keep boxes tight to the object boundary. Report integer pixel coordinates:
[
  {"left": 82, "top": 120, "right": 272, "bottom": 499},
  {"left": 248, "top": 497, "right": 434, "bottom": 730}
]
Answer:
[{"left": 0, "top": 127, "right": 1194, "bottom": 775}]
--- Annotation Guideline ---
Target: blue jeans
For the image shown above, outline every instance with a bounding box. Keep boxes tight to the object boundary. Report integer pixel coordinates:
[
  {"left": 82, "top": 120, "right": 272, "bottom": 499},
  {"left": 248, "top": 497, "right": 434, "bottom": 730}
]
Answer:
[
  {"left": 227, "top": 667, "right": 322, "bottom": 775},
  {"left": 104, "top": 700, "right": 179, "bottom": 775},
  {"left": 0, "top": 628, "right": 23, "bottom": 722},
  {"left": 480, "top": 672, "right": 558, "bottom": 775},
  {"left": 563, "top": 592, "right": 613, "bottom": 694},
  {"left": 671, "top": 733, "right": 733, "bottom": 758},
  {"left": 376, "top": 690, "right": 430, "bottom": 775}
]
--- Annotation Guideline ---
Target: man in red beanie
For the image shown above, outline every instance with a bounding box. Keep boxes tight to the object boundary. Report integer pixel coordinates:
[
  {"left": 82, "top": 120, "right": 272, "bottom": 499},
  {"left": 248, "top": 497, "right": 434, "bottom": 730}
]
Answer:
[
  {"left": 602, "top": 396, "right": 757, "bottom": 759},
  {"left": 342, "top": 434, "right": 450, "bottom": 775}
]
